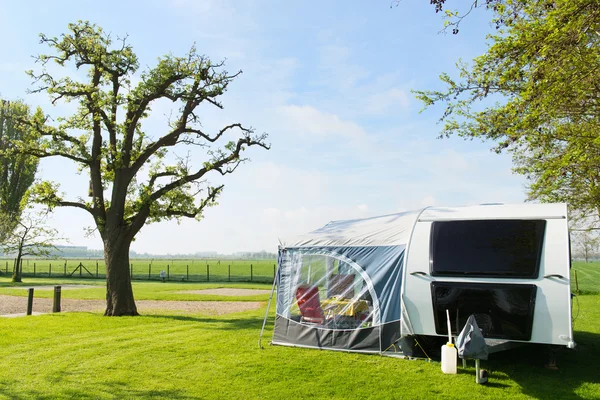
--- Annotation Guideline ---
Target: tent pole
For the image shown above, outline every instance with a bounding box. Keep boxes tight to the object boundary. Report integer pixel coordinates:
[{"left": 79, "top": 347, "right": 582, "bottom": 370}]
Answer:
[{"left": 259, "top": 266, "right": 279, "bottom": 349}]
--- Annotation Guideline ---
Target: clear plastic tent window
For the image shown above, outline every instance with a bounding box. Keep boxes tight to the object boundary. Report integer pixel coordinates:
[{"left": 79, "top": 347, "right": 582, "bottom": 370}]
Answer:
[
  {"left": 274, "top": 245, "right": 405, "bottom": 353},
  {"left": 283, "top": 252, "right": 379, "bottom": 330}
]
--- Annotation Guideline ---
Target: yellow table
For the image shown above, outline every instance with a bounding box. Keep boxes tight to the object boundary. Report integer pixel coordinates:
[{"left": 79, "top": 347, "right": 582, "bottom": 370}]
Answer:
[{"left": 321, "top": 298, "right": 369, "bottom": 317}]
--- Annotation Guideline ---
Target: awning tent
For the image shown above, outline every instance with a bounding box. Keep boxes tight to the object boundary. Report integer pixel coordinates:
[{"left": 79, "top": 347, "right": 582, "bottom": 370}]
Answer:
[{"left": 272, "top": 210, "right": 421, "bottom": 354}]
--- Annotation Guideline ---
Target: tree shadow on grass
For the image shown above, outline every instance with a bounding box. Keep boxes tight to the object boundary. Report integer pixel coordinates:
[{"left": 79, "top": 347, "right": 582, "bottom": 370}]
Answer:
[
  {"left": 480, "top": 330, "right": 600, "bottom": 399},
  {"left": 143, "top": 313, "right": 268, "bottom": 331},
  {"left": 0, "top": 380, "right": 202, "bottom": 400}
]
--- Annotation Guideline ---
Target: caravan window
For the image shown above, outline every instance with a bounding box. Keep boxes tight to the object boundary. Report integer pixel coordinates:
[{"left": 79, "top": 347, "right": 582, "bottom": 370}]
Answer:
[{"left": 430, "top": 219, "right": 545, "bottom": 278}]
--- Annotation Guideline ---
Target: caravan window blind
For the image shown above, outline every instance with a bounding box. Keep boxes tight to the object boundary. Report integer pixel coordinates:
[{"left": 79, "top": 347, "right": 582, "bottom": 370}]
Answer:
[{"left": 430, "top": 219, "right": 545, "bottom": 278}]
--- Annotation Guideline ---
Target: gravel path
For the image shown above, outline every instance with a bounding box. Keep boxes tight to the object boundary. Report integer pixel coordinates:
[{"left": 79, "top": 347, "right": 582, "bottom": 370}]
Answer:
[{"left": 0, "top": 295, "right": 263, "bottom": 316}]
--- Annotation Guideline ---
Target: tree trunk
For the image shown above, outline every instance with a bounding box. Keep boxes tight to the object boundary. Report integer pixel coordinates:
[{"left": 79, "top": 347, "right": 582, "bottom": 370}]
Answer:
[
  {"left": 12, "top": 255, "right": 22, "bottom": 283},
  {"left": 104, "top": 236, "right": 138, "bottom": 316}
]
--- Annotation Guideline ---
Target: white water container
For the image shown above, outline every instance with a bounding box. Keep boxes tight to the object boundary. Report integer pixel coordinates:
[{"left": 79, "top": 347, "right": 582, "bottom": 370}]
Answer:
[{"left": 441, "top": 343, "right": 457, "bottom": 374}]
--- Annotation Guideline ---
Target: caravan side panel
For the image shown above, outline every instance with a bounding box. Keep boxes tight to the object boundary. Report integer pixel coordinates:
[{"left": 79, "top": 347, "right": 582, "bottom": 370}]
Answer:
[{"left": 403, "top": 207, "right": 573, "bottom": 347}]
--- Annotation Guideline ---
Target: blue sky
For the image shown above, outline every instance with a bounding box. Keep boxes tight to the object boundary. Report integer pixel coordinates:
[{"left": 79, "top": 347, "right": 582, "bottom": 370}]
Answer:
[{"left": 0, "top": 1, "right": 526, "bottom": 254}]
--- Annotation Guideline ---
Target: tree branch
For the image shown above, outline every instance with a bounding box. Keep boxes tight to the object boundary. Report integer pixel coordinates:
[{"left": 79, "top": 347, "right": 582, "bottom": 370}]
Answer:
[
  {"left": 122, "top": 74, "right": 184, "bottom": 166},
  {"left": 164, "top": 184, "right": 224, "bottom": 219},
  {"left": 150, "top": 135, "right": 268, "bottom": 203},
  {"left": 20, "top": 149, "right": 91, "bottom": 165},
  {"left": 55, "top": 200, "right": 95, "bottom": 215},
  {"left": 148, "top": 171, "right": 179, "bottom": 188}
]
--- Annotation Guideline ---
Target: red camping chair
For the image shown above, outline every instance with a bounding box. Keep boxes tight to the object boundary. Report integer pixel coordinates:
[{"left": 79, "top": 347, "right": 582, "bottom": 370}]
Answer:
[{"left": 296, "top": 285, "right": 325, "bottom": 324}]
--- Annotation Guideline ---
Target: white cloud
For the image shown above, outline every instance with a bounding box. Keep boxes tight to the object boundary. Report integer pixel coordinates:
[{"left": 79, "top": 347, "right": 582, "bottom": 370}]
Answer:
[
  {"left": 308, "top": 43, "right": 413, "bottom": 119},
  {"left": 365, "top": 88, "right": 411, "bottom": 115},
  {"left": 428, "top": 149, "right": 470, "bottom": 172},
  {"left": 263, "top": 208, "right": 281, "bottom": 218},
  {"left": 276, "top": 105, "right": 367, "bottom": 142},
  {"left": 318, "top": 45, "right": 370, "bottom": 91},
  {"left": 421, "top": 195, "right": 436, "bottom": 207},
  {"left": 284, "top": 206, "right": 309, "bottom": 220}
]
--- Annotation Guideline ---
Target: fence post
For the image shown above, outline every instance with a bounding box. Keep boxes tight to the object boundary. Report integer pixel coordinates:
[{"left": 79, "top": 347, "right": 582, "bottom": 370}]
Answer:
[
  {"left": 250, "top": 264, "right": 253, "bottom": 282},
  {"left": 33, "top": 262, "right": 36, "bottom": 277},
  {"left": 186, "top": 265, "right": 189, "bottom": 281},
  {"left": 167, "top": 264, "right": 170, "bottom": 281},
  {"left": 5, "top": 261, "right": 7, "bottom": 274},
  {"left": 49, "top": 263, "right": 51, "bottom": 277},
  {"left": 206, "top": 265, "right": 209, "bottom": 282},
  {"left": 148, "top": 263, "right": 151, "bottom": 280},
  {"left": 96, "top": 261, "right": 99, "bottom": 278},
  {"left": 53, "top": 286, "right": 61, "bottom": 313},
  {"left": 228, "top": 265, "right": 231, "bottom": 282},
  {"left": 26, "top": 288, "right": 34, "bottom": 315},
  {"left": 273, "top": 264, "right": 276, "bottom": 280},
  {"left": 63, "top": 262, "right": 66, "bottom": 276},
  {"left": 575, "top": 270, "right": 579, "bottom": 294}
]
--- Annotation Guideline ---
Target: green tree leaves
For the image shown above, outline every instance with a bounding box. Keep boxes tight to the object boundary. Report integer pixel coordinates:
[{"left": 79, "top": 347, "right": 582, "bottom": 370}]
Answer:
[
  {"left": 0, "top": 100, "right": 39, "bottom": 243},
  {"left": 416, "top": 0, "right": 600, "bottom": 221}
]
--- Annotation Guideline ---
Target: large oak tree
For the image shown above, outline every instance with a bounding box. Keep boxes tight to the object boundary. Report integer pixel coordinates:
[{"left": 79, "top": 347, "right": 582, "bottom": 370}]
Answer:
[
  {"left": 11, "top": 21, "right": 269, "bottom": 316},
  {"left": 415, "top": 0, "right": 600, "bottom": 225}
]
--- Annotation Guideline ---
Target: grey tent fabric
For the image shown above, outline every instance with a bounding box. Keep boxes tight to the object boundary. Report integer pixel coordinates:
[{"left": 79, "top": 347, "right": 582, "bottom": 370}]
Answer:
[
  {"left": 457, "top": 315, "right": 489, "bottom": 360},
  {"left": 273, "top": 245, "right": 406, "bottom": 353}
]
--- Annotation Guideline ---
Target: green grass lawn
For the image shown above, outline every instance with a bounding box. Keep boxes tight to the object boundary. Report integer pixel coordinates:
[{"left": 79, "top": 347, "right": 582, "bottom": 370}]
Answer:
[
  {"left": 571, "top": 261, "right": 600, "bottom": 295},
  {"left": 0, "top": 263, "right": 598, "bottom": 399}
]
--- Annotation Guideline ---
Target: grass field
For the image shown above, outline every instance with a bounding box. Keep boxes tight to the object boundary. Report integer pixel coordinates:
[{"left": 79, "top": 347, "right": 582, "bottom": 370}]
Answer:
[
  {"left": 0, "top": 262, "right": 598, "bottom": 399},
  {"left": 0, "top": 258, "right": 278, "bottom": 283}
]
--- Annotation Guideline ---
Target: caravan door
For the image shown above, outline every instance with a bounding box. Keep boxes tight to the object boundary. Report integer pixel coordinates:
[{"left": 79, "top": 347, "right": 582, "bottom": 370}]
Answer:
[{"left": 402, "top": 205, "right": 574, "bottom": 347}]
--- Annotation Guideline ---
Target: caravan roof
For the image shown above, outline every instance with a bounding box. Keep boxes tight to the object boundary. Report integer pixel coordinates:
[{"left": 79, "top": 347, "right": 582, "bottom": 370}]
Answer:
[{"left": 283, "top": 203, "right": 567, "bottom": 248}]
